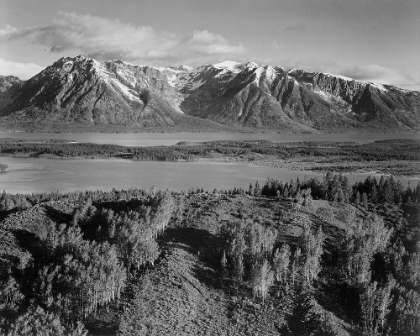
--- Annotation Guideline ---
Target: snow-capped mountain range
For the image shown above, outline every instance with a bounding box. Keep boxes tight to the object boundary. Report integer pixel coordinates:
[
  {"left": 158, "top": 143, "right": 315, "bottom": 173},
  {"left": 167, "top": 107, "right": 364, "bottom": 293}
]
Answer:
[{"left": 1, "top": 55, "right": 419, "bottom": 131}]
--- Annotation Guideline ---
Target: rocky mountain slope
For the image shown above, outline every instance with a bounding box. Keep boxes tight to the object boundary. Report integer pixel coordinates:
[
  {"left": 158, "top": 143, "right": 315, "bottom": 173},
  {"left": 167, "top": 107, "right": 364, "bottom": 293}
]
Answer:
[
  {"left": 1, "top": 55, "right": 419, "bottom": 132},
  {"left": 0, "top": 75, "right": 22, "bottom": 93},
  {"left": 0, "top": 75, "right": 23, "bottom": 113}
]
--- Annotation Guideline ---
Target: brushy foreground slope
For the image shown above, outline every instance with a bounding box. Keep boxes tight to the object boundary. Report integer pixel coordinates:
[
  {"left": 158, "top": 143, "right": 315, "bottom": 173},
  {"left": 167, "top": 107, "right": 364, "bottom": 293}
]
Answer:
[{"left": 0, "top": 175, "right": 419, "bottom": 336}]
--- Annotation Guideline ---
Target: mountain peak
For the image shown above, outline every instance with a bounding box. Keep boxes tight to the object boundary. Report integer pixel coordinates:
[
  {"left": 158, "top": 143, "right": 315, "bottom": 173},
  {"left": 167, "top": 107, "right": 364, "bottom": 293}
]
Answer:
[
  {"left": 178, "top": 65, "right": 194, "bottom": 72},
  {"left": 213, "top": 61, "right": 241, "bottom": 71},
  {"left": 1, "top": 55, "right": 419, "bottom": 132},
  {"left": 323, "top": 72, "right": 355, "bottom": 81},
  {"left": 241, "top": 61, "right": 259, "bottom": 70}
]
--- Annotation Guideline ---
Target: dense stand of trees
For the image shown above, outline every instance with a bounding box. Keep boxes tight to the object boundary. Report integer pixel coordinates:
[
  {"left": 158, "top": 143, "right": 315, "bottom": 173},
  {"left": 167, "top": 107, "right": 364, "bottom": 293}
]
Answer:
[
  {"left": 212, "top": 174, "right": 419, "bottom": 336},
  {"left": 1, "top": 138, "right": 419, "bottom": 162},
  {"left": 259, "top": 173, "right": 420, "bottom": 207},
  {"left": 0, "top": 188, "right": 175, "bottom": 335},
  {"left": 220, "top": 219, "right": 278, "bottom": 302},
  {"left": 0, "top": 172, "right": 419, "bottom": 335},
  {"left": 219, "top": 215, "right": 325, "bottom": 303}
]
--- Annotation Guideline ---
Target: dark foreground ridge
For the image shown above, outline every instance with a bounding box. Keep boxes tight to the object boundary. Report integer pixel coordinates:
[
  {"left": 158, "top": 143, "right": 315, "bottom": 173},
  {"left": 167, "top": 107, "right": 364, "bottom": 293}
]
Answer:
[{"left": 0, "top": 173, "right": 419, "bottom": 335}]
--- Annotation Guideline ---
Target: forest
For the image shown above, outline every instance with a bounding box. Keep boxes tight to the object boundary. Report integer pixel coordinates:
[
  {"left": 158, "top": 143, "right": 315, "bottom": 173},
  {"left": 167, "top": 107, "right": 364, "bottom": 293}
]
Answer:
[
  {"left": 0, "top": 173, "right": 419, "bottom": 335},
  {"left": 0, "top": 138, "right": 419, "bottom": 162}
]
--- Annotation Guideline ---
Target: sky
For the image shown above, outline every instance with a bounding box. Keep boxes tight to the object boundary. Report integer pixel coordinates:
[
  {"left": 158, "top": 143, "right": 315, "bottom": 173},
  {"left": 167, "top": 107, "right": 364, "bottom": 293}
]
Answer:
[{"left": 0, "top": 0, "right": 419, "bottom": 90}]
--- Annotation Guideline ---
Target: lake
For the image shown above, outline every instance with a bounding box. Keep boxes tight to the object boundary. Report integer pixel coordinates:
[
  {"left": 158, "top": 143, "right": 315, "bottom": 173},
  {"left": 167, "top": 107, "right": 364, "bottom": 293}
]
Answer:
[
  {"left": 0, "top": 132, "right": 419, "bottom": 147},
  {"left": 0, "top": 132, "right": 418, "bottom": 194},
  {"left": 0, "top": 157, "right": 416, "bottom": 194}
]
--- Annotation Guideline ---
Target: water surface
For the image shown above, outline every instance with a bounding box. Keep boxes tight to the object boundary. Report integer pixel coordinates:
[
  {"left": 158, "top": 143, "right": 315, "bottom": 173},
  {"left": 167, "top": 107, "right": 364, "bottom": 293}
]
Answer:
[
  {"left": 0, "top": 157, "right": 416, "bottom": 194},
  {"left": 0, "top": 132, "right": 418, "bottom": 194}
]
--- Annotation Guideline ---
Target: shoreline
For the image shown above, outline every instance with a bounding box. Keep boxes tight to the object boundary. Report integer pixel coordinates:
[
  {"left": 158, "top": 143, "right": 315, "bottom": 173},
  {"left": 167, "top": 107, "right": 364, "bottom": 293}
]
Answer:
[{"left": 1, "top": 126, "right": 419, "bottom": 135}]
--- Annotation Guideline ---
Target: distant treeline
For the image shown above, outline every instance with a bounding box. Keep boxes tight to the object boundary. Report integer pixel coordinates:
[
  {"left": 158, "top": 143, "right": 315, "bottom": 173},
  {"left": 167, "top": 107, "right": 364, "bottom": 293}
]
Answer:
[
  {"left": 259, "top": 173, "right": 420, "bottom": 206},
  {"left": 193, "top": 139, "right": 420, "bottom": 161},
  {"left": 0, "top": 138, "right": 419, "bottom": 161}
]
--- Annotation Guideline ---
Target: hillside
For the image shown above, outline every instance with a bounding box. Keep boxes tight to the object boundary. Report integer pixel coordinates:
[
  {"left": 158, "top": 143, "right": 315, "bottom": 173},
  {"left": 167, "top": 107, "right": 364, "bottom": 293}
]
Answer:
[
  {"left": 1, "top": 56, "right": 419, "bottom": 132},
  {"left": 0, "top": 174, "right": 419, "bottom": 336}
]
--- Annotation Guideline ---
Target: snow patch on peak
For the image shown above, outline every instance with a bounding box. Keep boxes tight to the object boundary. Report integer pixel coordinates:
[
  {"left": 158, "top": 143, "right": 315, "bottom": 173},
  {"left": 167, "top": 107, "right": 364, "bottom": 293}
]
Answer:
[
  {"left": 314, "top": 90, "right": 331, "bottom": 101},
  {"left": 254, "top": 67, "right": 265, "bottom": 84},
  {"left": 213, "top": 61, "right": 241, "bottom": 71},
  {"left": 213, "top": 61, "right": 261, "bottom": 74},
  {"left": 213, "top": 61, "right": 244, "bottom": 79},
  {"left": 63, "top": 61, "right": 73, "bottom": 73},
  {"left": 251, "top": 66, "right": 278, "bottom": 84},
  {"left": 152, "top": 67, "right": 168, "bottom": 72},
  {"left": 92, "top": 59, "right": 104, "bottom": 70},
  {"left": 241, "top": 62, "right": 259, "bottom": 71},
  {"left": 265, "top": 66, "right": 277, "bottom": 81},
  {"left": 287, "top": 68, "right": 300, "bottom": 74},
  {"left": 368, "top": 82, "right": 388, "bottom": 92},
  {"left": 90, "top": 60, "right": 141, "bottom": 102},
  {"left": 110, "top": 78, "right": 141, "bottom": 102}
]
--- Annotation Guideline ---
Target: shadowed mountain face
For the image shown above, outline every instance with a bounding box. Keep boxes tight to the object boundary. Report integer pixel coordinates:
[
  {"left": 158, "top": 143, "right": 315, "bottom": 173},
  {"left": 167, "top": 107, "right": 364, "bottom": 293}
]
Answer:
[
  {"left": 1, "top": 56, "right": 419, "bottom": 132},
  {"left": 0, "top": 76, "right": 24, "bottom": 112}
]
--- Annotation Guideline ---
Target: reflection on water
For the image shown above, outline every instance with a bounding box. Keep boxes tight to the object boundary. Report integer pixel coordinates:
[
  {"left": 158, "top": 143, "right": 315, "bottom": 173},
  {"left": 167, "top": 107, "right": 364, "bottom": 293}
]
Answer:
[{"left": 0, "top": 157, "right": 416, "bottom": 194}]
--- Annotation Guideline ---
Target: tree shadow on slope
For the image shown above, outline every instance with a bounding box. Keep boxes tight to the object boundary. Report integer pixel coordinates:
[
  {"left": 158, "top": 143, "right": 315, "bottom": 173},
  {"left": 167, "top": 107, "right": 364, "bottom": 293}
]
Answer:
[
  {"left": 160, "top": 227, "right": 225, "bottom": 290},
  {"left": 84, "top": 303, "right": 120, "bottom": 336},
  {"left": 312, "top": 280, "right": 360, "bottom": 336}
]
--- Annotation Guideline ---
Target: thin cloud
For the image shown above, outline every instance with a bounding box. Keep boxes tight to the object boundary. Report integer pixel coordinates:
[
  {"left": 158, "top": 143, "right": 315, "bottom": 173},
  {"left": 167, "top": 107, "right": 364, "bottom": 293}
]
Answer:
[
  {"left": 0, "top": 11, "right": 245, "bottom": 66},
  {"left": 0, "top": 58, "right": 44, "bottom": 79},
  {"left": 340, "top": 64, "right": 417, "bottom": 86}
]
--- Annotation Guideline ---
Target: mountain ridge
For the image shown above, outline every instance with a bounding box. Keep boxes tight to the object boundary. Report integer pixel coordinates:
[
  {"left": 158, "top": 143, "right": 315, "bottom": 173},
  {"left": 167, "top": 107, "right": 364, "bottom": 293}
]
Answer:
[{"left": 1, "top": 55, "right": 419, "bottom": 132}]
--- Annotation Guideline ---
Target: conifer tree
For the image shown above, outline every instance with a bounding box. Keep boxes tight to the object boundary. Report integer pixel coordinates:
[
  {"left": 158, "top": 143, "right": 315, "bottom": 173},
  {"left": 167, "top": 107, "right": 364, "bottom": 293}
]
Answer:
[
  {"left": 355, "top": 191, "right": 361, "bottom": 205},
  {"left": 360, "top": 280, "right": 394, "bottom": 336},
  {"left": 362, "top": 193, "right": 369, "bottom": 208}
]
